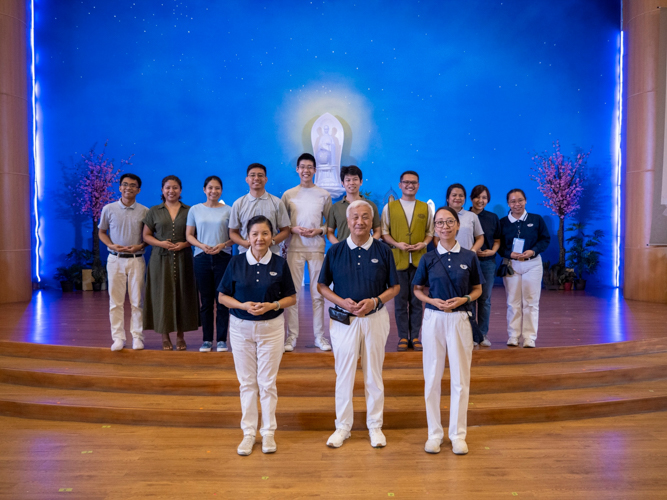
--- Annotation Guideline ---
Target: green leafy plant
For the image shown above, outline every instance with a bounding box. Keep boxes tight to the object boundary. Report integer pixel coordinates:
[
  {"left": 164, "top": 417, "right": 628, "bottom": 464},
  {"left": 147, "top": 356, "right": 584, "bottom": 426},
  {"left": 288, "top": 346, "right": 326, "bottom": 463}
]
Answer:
[
  {"left": 566, "top": 222, "right": 603, "bottom": 280},
  {"left": 54, "top": 265, "right": 80, "bottom": 284}
]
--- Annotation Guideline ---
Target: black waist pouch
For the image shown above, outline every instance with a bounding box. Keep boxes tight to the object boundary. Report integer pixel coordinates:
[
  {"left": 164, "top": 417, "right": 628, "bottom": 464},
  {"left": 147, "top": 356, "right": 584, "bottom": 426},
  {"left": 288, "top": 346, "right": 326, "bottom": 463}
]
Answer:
[{"left": 329, "top": 307, "right": 351, "bottom": 325}]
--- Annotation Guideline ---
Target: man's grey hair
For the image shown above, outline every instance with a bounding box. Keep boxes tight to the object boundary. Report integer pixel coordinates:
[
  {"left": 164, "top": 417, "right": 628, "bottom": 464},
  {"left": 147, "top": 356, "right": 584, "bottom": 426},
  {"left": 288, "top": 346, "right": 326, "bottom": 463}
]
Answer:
[{"left": 346, "top": 199, "right": 374, "bottom": 218}]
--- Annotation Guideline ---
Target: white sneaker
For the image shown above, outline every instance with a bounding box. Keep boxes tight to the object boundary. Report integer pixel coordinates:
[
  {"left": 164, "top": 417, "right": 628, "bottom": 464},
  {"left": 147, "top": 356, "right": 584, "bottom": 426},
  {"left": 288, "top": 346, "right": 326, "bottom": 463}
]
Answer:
[
  {"left": 452, "top": 439, "right": 468, "bottom": 455},
  {"left": 481, "top": 336, "right": 492, "bottom": 347},
  {"left": 523, "top": 338, "right": 536, "bottom": 348},
  {"left": 326, "top": 429, "right": 351, "bottom": 448},
  {"left": 111, "top": 340, "right": 124, "bottom": 351},
  {"left": 369, "top": 428, "right": 386, "bottom": 448},
  {"left": 284, "top": 335, "right": 297, "bottom": 352},
  {"left": 507, "top": 337, "right": 519, "bottom": 347},
  {"left": 132, "top": 339, "right": 144, "bottom": 350},
  {"left": 424, "top": 438, "right": 442, "bottom": 454},
  {"left": 237, "top": 435, "right": 255, "bottom": 456},
  {"left": 314, "top": 337, "right": 332, "bottom": 351},
  {"left": 262, "top": 434, "right": 277, "bottom": 454}
]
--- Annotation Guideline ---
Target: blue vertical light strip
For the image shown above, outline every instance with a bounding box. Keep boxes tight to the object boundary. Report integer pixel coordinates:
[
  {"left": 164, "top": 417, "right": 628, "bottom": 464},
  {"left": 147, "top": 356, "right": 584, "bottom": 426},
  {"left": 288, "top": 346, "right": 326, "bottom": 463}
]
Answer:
[
  {"left": 614, "top": 30, "right": 624, "bottom": 288},
  {"left": 30, "top": 0, "right": 42, "bottom": 283}
]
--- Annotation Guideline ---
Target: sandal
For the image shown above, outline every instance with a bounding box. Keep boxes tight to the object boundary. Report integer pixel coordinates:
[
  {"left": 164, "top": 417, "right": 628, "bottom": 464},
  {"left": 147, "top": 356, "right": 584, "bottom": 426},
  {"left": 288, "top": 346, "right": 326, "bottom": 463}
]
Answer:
[
  {"left": 176, "top": 337, "right": 187, "bottom": 351},
  {"left": 162, "top": 338, "right": 173, "bottom": 351},
  {"left": 412, "top": 339, "right": 423, "bottom": 352},
  {"left": 397, "top": 339, "right": 409, "bottom": 352}
]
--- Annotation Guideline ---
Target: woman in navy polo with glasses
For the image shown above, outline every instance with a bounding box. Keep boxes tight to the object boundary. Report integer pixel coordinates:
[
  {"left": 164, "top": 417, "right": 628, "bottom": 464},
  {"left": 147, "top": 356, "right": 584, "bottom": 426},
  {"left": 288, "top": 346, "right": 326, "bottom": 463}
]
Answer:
[{"left": 413, "top": 206, "right": 483, "bottom": 456}]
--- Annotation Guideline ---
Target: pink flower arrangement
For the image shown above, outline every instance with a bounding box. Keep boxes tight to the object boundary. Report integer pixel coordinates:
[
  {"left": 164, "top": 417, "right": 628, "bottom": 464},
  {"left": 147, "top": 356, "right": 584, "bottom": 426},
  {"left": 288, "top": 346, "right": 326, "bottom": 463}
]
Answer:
[{"left": 531, "top": 141, "right": 591, "bottom": 267}]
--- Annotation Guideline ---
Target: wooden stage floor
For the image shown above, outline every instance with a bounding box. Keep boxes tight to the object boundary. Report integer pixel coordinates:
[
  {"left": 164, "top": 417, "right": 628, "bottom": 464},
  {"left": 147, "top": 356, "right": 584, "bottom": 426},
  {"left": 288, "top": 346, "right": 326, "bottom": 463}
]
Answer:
[{"left": 0, "top": 286, "right": 665, "bottom": 351}]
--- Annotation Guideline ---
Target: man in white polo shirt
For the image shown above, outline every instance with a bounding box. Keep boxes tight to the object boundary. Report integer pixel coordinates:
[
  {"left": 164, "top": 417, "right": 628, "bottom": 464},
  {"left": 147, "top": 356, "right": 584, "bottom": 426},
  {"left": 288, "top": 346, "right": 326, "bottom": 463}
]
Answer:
[
  {"left": 282, "top": 153, "right": 333, "bottom": 352},
  {"left": 98, "top": 173, "right": 149, "bottom": 351}
]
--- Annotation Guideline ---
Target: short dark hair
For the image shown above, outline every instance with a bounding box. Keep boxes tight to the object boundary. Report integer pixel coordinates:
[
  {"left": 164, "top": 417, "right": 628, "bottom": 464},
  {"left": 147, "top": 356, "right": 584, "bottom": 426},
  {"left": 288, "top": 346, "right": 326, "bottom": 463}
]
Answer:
[
  {"left": 247, "top": 163, "right": 267, "bottom": 175},
  {"left": 160, "top": 175, "right": 182, "bottom": 202},
  {"left": 120, "top": 173, "right": 142, "bottom": 188},
  {"left": 204, "top": 175, "right": 223, "bottom": 189},
  {"left": 297, "top": 153, "right": 316, "bottom": 168},
  {"left": 506, "top": 188, "right": 527, "bottom": 202},
  {"left": 340, "top": 165, "right": 363, "bottom": 182},
  {"left": 246, "top": 215, "right": 274, "bottom": 235},
  {"left": 470, "top": 185, "right": 490, "bottom": 203},
  {"left": 434, "top": 206, "right": 460, "bottom": 225},
  {"left": 400, "top": 170, "right": 419, "bottom": 182},
  {"left": 446, "top": 183, "right": 467, "bottom": 202}
]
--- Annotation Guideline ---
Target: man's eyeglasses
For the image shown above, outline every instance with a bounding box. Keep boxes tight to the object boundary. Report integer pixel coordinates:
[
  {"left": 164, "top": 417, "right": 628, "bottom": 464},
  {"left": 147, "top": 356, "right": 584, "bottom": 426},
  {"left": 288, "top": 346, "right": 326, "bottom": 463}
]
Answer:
[
  {"left": 401, "top": 181, "right": 418, "bottom": 186},
  {"left": 121, "top": 182, "right": 139, "bottom": 189},
  {"left": 434, "top": 219, "right": 457, "bottom": 228}
]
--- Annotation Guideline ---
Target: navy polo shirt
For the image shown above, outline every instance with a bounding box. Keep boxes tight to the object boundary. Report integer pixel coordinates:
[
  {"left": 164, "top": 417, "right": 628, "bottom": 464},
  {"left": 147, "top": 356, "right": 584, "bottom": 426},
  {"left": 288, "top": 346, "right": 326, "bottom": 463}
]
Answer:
[
  {"left": 218, "top": 250, "right": 296, "bottom": 321},
  {"left": 474, "top": 209, "right": 501, "bottom": 261},
  {"left": 318, "top": 236, "right": 399, "bottom": 303},
  {"left": 412, "top": 242, "right": 484, "bottom": 313},
  {"left": 498, "top": 212, "right": 551, "bottom": 259}
]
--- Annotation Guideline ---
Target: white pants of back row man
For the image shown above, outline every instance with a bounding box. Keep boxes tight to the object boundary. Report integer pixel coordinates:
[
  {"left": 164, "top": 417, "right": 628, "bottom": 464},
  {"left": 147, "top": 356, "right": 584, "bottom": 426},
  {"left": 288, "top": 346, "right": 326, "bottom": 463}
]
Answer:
[
  {"left": 229, "top": 315, "right": 284, "bottom": 437},
  {"left": 107, "top": 255, "right": 145, "bottom": 343},
  {"left": 329, "top": 307, "right": 390, "bottom": 431},
  {"left": 285, "top": 251, "right": 325, "bottom": 345}
]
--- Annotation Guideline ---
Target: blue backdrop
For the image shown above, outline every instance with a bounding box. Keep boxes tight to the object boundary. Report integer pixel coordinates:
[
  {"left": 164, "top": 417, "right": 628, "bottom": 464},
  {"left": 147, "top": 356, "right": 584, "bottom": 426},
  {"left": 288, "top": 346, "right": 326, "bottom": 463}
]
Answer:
[{"left": 34, "top": 0, "right": 621, "bottom": 286}]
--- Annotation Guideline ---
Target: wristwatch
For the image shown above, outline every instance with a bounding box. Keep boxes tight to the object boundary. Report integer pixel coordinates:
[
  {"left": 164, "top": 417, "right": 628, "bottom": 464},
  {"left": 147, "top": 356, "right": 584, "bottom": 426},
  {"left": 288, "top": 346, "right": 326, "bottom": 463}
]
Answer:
[
  {"left": 464, "top": 295, "right": 471, "bottom": 303},
  {"left": 273, "top": 301, "right": 281, "bottom": 311},
  {"left": 272, "top": 238, "right": 276, "bottom": 246}
]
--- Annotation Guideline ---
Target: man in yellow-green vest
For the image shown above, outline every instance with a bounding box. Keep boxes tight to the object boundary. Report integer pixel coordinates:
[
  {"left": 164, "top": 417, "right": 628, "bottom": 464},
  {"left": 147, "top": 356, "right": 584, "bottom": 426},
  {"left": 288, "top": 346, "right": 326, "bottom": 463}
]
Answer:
[{"left": 381, "top": 171, "right": 434, "bottom": 352}]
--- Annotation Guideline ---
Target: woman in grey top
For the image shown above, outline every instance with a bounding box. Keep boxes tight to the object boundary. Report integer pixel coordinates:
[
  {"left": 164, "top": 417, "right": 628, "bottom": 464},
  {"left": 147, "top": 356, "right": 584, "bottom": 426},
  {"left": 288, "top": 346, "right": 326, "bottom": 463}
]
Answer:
[{"left": 186, "top": 175, "right": 233, "bottom": 353}]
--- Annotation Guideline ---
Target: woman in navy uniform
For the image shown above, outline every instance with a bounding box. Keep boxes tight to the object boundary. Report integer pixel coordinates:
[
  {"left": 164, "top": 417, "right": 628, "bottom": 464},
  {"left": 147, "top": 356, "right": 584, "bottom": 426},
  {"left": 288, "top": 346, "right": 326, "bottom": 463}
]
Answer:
[
  {"left": 498, "top": 188, "right": 550, "bottom": 348},
  {"left": 413, "top": 206, "right": 484, "bottom": 455},
  {"left": 218, "top": 215, "right": 297, "bottom": 456}
]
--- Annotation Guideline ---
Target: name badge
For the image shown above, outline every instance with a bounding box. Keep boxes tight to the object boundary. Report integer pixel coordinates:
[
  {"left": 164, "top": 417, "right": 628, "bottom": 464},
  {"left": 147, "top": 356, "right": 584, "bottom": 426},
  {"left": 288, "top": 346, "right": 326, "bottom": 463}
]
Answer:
[
  {"left": 527, "top": 223, "right": 534, "bottom": 227},
  {"left": 371, "top": 259, "right": 379, "bottom": 263},
  {"left": 512, "top": 238, "right": 525, "bottom": 254},
  {"left": 269, "top": 272, "right": 278, "bottom": 276},
  {"left": 460, "top": 264, "right": 468, "bottom": 270}
]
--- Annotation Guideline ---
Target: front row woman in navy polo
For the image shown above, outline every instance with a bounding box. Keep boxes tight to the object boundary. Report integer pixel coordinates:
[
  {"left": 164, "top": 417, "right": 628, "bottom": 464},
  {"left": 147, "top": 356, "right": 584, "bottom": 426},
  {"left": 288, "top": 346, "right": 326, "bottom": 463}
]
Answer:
[
  {"left": 413, "top": 206, "right": 484, "bottom": 456},
  {"left": 218, "top": 215, "right": 297, "bottom": 456},
  {"left": 498, "top": 189, "right": 550, "bottom": 348}
]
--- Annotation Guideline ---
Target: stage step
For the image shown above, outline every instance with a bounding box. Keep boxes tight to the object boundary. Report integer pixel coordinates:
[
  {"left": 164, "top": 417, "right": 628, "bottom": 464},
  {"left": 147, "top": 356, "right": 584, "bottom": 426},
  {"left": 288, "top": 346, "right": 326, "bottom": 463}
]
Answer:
[
  {"left": 2, "top": 351, "right": 667, "bottom": 397},
  {"left": 0, "top": 378, "right": 666, "bottom": 430}
]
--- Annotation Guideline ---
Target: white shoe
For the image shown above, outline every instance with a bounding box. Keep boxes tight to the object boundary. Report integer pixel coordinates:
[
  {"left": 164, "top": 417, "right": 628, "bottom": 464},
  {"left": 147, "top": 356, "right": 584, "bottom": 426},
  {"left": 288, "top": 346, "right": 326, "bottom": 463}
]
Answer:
[
  {"left": 237, "top": 435, "right": 255, "bottom": 456},
  {"left": 424, "top": 438, "right": 442, "bottom": 454},
  {"left": 481, "top": 336, "right": 492, "bottom": 347},
  {"left": 369, "top": 428, "right": 386, "bottom": 448},
  {"left": 262, "top": 434, "right": 277, "bottom": 454},
  {"left": 473, "top": 341, "right": 479, "bottom": 346},
  {"left": 132, "top": 339, "right": 144, "bottom": 350},
  {"left": 284, "top": 335, "right": 296, "bottom": 352},
  {"left": 326, "top": 429, "right": 351, "bottom": 448},
  {"left": 111, "top": 340, "right": 124, "bottom": 351},
  {"left": 523, "top": 338, "right": 536, "bottom": 348},
  {"left": 507, "top": 337, "right": 519, "bottom": 347},
  {"left": 314, "top": 337, "right": 332, "bottom": 351},
  {"left": 452, "top": 439, "right": 468, "bottom": 455}
]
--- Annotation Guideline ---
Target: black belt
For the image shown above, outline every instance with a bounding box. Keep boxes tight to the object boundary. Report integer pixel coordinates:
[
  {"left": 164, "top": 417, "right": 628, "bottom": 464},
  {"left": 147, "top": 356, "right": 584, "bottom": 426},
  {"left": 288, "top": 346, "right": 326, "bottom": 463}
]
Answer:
[{"left": 109, "top": 252, "right": 143, "bottom": 258}]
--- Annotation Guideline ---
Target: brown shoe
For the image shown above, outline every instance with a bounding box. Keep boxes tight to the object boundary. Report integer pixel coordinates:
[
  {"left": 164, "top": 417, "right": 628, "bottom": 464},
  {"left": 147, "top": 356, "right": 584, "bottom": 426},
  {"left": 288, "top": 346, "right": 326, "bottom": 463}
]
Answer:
[
  {"left": 411, "top": 339, "right": 423, "bottom": 351},
  {"left": 397, "top": 339, "right": 409, "bottom": 351}
]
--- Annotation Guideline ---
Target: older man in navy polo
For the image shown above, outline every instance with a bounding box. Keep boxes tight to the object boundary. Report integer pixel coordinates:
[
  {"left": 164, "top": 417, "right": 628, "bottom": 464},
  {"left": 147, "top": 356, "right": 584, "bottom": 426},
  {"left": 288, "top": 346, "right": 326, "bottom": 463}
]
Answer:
[{"left": 317, "top": 200, "right": 400, "bottom": 449}]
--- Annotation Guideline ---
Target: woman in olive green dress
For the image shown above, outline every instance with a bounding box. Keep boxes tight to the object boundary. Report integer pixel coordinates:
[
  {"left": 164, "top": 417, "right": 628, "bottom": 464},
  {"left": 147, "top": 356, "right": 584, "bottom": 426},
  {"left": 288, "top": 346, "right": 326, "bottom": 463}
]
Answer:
[{"left": 142, "top": 175, "right": 200, "bottom": 350}]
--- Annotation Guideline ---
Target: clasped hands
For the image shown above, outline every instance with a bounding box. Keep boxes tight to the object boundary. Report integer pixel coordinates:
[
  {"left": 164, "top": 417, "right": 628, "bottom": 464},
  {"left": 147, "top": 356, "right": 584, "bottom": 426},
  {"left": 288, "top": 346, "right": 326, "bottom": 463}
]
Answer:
[
  {"left": 339, "top": 298, "right": 376, "bottom": 318},
  {"left": 242, "top": 301, "right": 276, "bottom": 316},
  {"left": 200, "top": 241, "right": 231, "bottom": 255},
  {"left": 431, "top": 297, "right": 468, "bottom": 312},
  {"left": 161, "top": 240, "right": 189, "bottom": 252},
  {"left": 292, "top": 226, "right": 323, "bottom": 238},
  {"left": 394, "top": 242, "right": 426, "bottom": 252},
  {"left": 109, "top": 244, "right": 144, "bottom": 254},
  {"left": 510, "top": 250, "right": 535, "bottom": 261}
]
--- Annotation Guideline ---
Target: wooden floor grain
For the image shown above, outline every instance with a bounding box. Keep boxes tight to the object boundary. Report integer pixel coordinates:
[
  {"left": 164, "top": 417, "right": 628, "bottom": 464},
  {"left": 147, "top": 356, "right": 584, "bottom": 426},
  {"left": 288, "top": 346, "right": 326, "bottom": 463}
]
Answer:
[{"left": 0, "top": 413, "right": 666, "bottom": 499}]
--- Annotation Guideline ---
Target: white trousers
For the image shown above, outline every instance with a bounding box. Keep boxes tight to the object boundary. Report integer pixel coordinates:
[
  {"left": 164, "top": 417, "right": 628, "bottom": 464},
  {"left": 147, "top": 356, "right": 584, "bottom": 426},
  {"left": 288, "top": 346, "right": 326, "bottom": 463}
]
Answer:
[
  {"left": 503, "top": 255, "right": 542, "bottom": 341},
  {"left": 422, "top": 309, "right": 473, "bottom": 442},
  {"left": 229, "top": 315, "right": 285, "bottom": 437},
  {"left": 329, "top": 307, "right": 390, "bottom": 431},
  {"left": 106, "top": 255, "right": 146, "bottom": 342},
  {"left": 285, "top": 251, "right": 325, "bottom": 341}
]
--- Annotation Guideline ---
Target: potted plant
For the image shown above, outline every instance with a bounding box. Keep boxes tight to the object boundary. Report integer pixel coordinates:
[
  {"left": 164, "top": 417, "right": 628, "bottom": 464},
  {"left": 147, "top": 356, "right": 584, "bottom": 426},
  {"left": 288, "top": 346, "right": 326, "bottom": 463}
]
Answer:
[
  {"left": 91, "top": 266, "right": 107, "bottom": 291},
  {"left": 72, "top": 141, "right": 133, "bottom": 290},
  {"left": 566, "top": 222, "right": 603, "bottom": 290},
  {"left": 558, "top": 268, "right": 577, "bottom": 291},
  {"left": 531, "top": 141, "right": 590, "bottom": 282},
  {"left": 54, "top": 265, "right": 79, "bottom": 292},
  {"left": 65, "top": 248, "right": 93, "bottom": 290}
]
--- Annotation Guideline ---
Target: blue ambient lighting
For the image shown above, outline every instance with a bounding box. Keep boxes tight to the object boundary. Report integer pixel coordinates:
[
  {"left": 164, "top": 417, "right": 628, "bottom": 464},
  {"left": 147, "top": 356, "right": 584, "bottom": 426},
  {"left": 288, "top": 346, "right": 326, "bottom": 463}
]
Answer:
[
  {"left": 614, "top": 31, "right": 623, "bottom": 288},
  {"left": 31, "top": 0, "right": 42, "bottom": 283}
]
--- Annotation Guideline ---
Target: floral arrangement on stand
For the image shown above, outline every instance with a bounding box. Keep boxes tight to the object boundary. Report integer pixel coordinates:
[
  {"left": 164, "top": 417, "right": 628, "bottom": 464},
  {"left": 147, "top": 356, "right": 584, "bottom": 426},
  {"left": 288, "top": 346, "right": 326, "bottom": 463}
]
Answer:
[
  {"left": 72, "top": 141, "right": 133, "bottom": 290},
  {"left": 531, "top": 141, "right": 590, "bottom": 288}
]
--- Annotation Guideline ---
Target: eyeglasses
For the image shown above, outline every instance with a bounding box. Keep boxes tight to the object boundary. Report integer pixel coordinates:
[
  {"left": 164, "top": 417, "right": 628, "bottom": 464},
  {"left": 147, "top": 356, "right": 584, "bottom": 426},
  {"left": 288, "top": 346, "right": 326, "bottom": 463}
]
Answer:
[
  {"left": 121, "top": 182, "right": 139, "bottom": 189},
  {"left": 401, "top": 181, "right": 418, "bottom": 186},
  {"left": 298, "top": 165, "right": 316, "bottom": 171},
  {"left": 435, "top": 219, "right": 457, "bottom": 228},
  {"left": 248, "top": 174, "right": 266, "bottom": 179}
]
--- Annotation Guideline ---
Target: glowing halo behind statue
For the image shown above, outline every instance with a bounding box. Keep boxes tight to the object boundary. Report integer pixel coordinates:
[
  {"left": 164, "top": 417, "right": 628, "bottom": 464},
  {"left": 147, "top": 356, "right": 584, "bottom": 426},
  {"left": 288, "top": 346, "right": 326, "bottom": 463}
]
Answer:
[{"left": 311, "top": 113, "right": 345, "bottom": 198}]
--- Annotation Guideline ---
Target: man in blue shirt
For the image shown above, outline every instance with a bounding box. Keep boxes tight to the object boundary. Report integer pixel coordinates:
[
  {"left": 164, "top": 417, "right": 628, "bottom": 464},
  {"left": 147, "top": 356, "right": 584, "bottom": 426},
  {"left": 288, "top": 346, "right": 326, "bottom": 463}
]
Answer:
[{"left": 317, "top": 200, "right": 400, "bottom": 449}]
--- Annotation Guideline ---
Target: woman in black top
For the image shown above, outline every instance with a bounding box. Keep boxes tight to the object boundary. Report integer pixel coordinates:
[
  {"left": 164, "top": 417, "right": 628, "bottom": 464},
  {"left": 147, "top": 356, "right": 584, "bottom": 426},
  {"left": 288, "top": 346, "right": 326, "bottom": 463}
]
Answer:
[
  {"left": 498, "top": 189, "right": 550, "bottom": 348},
  {"left": 218, "top": 216, "right": 296, "bottom": 456},
  {"left": 469, "top": 185, "right": 501, "bottom": 347}
]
